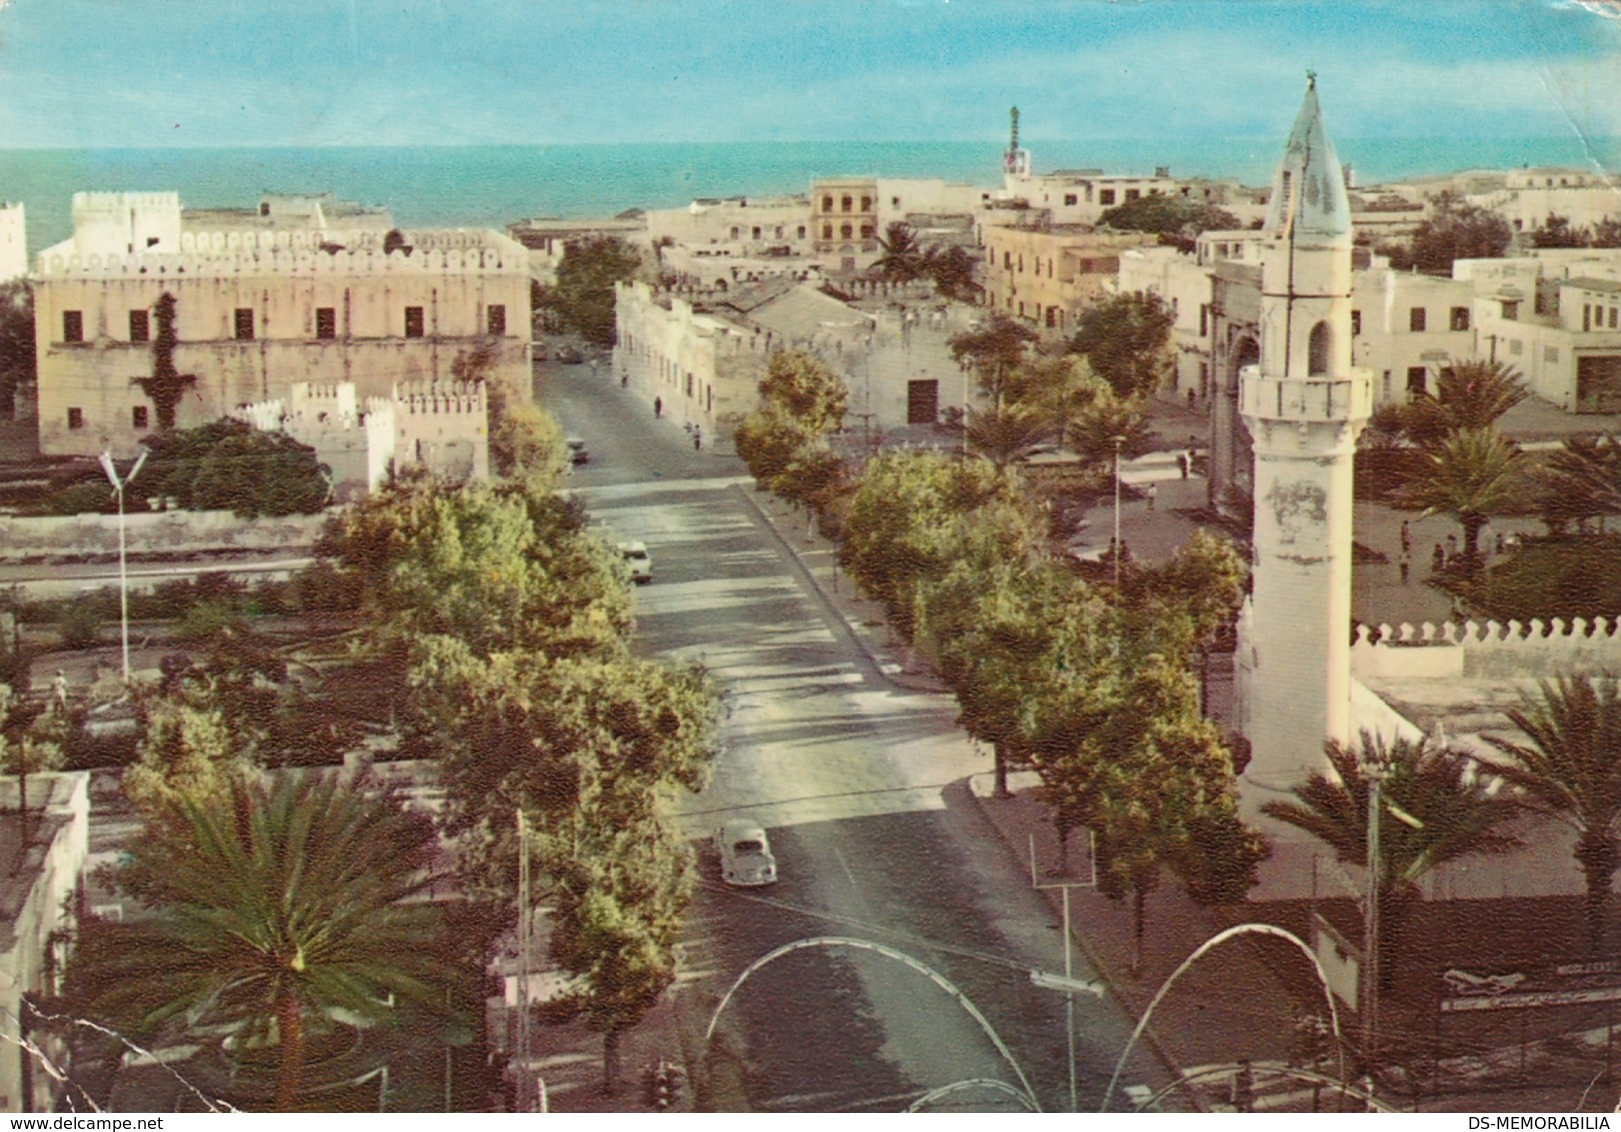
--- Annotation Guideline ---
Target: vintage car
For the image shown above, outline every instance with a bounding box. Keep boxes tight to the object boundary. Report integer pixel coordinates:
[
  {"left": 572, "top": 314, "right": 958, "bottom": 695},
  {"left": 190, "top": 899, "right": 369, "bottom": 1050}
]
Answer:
[{"left": 714, "top": 820, "right": 777, "bottom": 887}]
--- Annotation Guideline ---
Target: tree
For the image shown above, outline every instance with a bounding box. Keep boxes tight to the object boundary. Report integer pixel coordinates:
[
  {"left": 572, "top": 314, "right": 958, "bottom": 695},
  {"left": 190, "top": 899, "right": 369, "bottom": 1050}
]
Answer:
[
  {"left": 132, "top": 292, "right": 198, "bottom": 430},
  {"left": 1098, "top": 195, "right": 1240, "bottom": 237},
  {"left": 0, "top": 685, "right": 66, "bottom": 848},
  {"left": 141, "top": 419, "right": 329, "bottom": 517},
  {"left": 949, "top": 315, "right": 1037, "bottom": 407},
  {"left": 1263, "top": 733, "right": 1519, "bottom": 992},
  {"left": 67, "top": 773, "right": 455, "bottom": 1111},
  {"left": 757, "top": 350, "right": 847, "bottom": 436},
  {"left": 1529, "top": 214, "right": 1591, "bottom": 249},
  {"left": 541, "top": 237, "right": 643, "bottom": 347},
  {"left": 1593, "top": 217, "right": 1621, "bottom": 250},
  {"left": 1399, "top": 359, "right": 1529, "bottom": 448},
  {"left": 965, "top": 401, "right": 1047, "bottom": 467},
  {"left": 122, "top": 683, "right": 248, "bottom": 817},
  {"left": 0, "top": 280, "right": 34, "bottom": 419},
  {"left": 1387, "top": 192, "right": 1512, "bottom": 275},
  {"left": 1479, "top": 675, "right": 1621, "bottom": 950},
  {"left": 923, "top": 245, "right": 979, "bottom": 302},
  {"left": 1397, "top": 427, "right": 1526, "bottom": 574},
  {"left": 871, "top": 222, "right": 928, "bottom": 283},
  {"left": 1068, "top": 292, "right": 1176, "bottom": 400}
]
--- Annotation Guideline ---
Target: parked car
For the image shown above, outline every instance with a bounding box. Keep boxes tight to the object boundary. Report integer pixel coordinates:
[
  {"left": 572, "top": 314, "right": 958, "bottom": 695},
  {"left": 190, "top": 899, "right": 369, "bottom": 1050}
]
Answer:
[
  {"left": 566, "top": 436, "right": 590, "bottom": 465},
  {"left": 618, "top": 539, "right": 652, "bottom": 584},
  {"left": 556, "top": 344, "right": 584, "bottom": 364},
  {"left": 714, "top": 820, "right": 777, "bottom": 887}
]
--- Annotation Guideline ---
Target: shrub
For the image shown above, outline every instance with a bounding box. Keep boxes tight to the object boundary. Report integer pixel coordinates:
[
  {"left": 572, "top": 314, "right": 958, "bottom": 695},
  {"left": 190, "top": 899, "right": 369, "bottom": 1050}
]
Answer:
[{"left": 58, "top": 604, "right": 103, "bottom": 650}]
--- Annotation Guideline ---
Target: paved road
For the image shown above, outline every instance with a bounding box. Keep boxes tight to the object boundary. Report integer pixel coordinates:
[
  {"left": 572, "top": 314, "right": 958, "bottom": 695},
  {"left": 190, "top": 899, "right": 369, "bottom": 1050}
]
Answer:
[{"left": 540, "top": 361, "right": 1173, "bottom": 1114}]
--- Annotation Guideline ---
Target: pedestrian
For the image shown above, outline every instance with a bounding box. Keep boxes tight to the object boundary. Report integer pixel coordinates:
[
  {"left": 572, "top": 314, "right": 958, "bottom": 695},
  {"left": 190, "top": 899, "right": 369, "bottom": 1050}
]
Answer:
[
  {"left": 1496, "top": 531, "right": 1507, "bottom": 555},
  {"left": 1446, "top": 533, "right": 1458, "bottom": 564},
  {"left": 693, "top": 424, "right": 702, "bottom": 451},
  {"left": 1146, "top": 482, "right": 1157, "bottom": 512},
  {"left": 621, "top": 370, "right": 629, "bottom": 389},
  {"left": 1400, "top": 520, "right": 1412, "bottom": 557},
  {"left": 654, "top": 396, "right": 663, "bottom": 419},
  {"left": 1479, "top": 520, "right": 1494, "bottom": 558},
  {"left": 1178, "top": 450, "right": 1190, "bottom": 479},
  {"left": 51, "top": 668, "right": 68, "bottom": 711},
  {"left": 1399, "top": 552, "right": 1410, "bottom": 585},
  {"left": 1187, "top": 388, "right": 1197, "bottom": 412},
  {"left": 1432, "top": 543, "right": 1446, "bottom": 574}
]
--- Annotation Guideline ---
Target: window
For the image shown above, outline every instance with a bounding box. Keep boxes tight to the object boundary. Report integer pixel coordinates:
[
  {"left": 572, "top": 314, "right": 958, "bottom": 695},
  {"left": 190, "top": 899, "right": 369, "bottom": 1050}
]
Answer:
[
  {"left": 1502, "top": 300, "right": 1520, "bottom": 321},
  {"left": 797, "top": 225, "right": 806, "bottom": 239},
  {"left": 1547, "top": 346, "right": 1561, "bottom": 364},
  {"left": 822, "top": 224, "right": 832, "bottom": 239},
  {"left": 1612, "top": 307, "right": 1619, "bottom": 330},
  {"left": 1199, "top": 304, "right": 1209, "bottom": 337},
  {"left": 404, "top": 306, "right": 425, "bottom": 338},
  {"left": 1585, "top": 304, "right": 1592, "bottom": 333},
  {"left": 1350, "top": 310, "right": 1362, "bottom": 336},
  {"left": 861, "top": 196, "right": 871, "bottom": 212},
  {"left": 234, "top": 308, "right": 255, "bottom": 340},
  {"left": 729, "top": 226, "right": 739, "bottom": 239},
  {"left": 891, "top": 196, "right": 901, "bottom": 208},
  {"left": 751, "top": 226, "right": 761, "bottom": 239},
  {"left": 821, "top": 196, "right": 832, "bottom": 212},
  {"left": 316, "top": 307, "right": 337, "bottom": 339},
  {"left": 129, "top": 310, "right": 150, "bottom": 343},
  {"left": 1407, "top": 366, "right": 1427, "bottom": 393},
  {"left": 63, "top": 310, "right": 84, "bottom": 343},
  {"left": 841, "top": 195, "right": 852, "bottom": 212},
  {"left": 132, "top": 405, "right": 149, "bottom": 430},
  {"left": 1063, "top": 193, "right": 1078, "bottom": 206},
  {"left": 1003, "top": 251, "right": 1012, "bottom": 269},
  {"left": 1308, "top": 321, "right": 1331, "bottom": 375},
  {"left": 840, "top": 223, "right": 853, "bottom": 239},
  {"left": 1450, "top": 306, "right": 1470, "bottom": 332},
  {"left": 1125, "top": 189, "right": 1141, "bottom": 202},
  {"left": 1099, "top": 189, "right": 1116, "bottom": 206},
  {"left": 67, "top": 407, "right": 84, "bottom": 430},
  {"left": 860, "top": 224, "right": 874, "bottom": 239},
  {"left": 487, "top": 304, "right": 506, "bottom": 336},
  {"left": 1408, "top": 307, "right": 1426, "bottom": 333}
]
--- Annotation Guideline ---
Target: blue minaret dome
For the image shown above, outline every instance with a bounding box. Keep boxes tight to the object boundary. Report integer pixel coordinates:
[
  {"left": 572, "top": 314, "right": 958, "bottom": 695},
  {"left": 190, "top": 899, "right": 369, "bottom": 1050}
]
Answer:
[{"left": 1262, "top": 76, "right": 1352, "bottom": 246}]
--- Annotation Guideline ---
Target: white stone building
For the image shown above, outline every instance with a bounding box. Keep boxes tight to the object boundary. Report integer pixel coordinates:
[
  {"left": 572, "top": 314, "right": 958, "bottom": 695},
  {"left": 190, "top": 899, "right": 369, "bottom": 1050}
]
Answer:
[
  {"left": 33, "top": 191, "right": 530, "bottom": 458},
  {"left": 0, "top": 204, "right": 25, "bottom": 285}
]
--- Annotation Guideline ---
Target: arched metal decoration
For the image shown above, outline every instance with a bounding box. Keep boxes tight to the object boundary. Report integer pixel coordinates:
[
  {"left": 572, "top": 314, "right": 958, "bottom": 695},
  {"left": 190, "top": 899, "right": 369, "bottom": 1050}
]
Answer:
[
  {"left": 1130, "top": 1059, "right": 1394, "bottom": 1113},
  {"left": 1102, "top": 923, "right": 1348, "bottom": 1112},
  {"left": 704, "top": 935, "right": 1041, "bottom": 1112},
  {"left": 905, "top": 1077, "right": 1039, "bottom": 1113}
]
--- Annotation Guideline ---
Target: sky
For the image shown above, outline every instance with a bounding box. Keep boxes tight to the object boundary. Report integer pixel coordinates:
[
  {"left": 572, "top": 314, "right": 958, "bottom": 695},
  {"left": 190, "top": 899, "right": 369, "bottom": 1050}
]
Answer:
[{"left": 0, "top": 0, "right": 1618, "bottom": 148}]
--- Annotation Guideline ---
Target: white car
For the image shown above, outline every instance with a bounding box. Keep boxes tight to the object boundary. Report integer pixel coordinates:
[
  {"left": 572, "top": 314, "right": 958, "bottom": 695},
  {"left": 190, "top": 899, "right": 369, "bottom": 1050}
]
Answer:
[
  {"left": 566, "top": 437, "right": 590, "bottom": 465},
  {"left": 714, "top": 820, "right": 777, "bottom": 887},
  {"left": 619, "top": 540, "right": 652, "bottom": 584}
]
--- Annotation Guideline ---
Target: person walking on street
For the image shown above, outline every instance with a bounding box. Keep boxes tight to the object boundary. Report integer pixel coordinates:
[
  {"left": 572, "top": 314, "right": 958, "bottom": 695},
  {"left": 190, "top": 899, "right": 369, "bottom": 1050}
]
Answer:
[
  {"left": 1400, "top": 520, "right": 1412, "bottom": 558},
  {"left": 1399, "top": 552, "right": 1410, "bottom": 585},
  {"left": 1178, "top": 450, "right": 1190, "bottom": 479},
  {"left": 1432, "top": 543, "right": 1446, "bottom": 574},
  {"left": 52, "top": 668, "right": 68, "bottom": 711},
  {"left": 654, "top": 396, "right": 663, "bottom": 419},
  {"left": 693, "top": 424, "right": 702, "bottom": 451},
  {"left": 1146, "top": 482, "right": 1157, "bottom": 512}
]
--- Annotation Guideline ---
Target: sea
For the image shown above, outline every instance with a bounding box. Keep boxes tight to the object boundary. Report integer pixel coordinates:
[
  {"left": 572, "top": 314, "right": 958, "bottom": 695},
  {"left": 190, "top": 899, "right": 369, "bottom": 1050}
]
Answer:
[{"left": 4, "top": 136, "right": 1620, "bottom": 259}]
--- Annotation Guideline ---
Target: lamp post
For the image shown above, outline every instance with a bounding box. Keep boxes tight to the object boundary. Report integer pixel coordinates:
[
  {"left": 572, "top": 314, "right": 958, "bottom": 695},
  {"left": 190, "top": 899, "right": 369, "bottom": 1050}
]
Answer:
[
  {"left": 1362, "top": 764, "right": 1383, "bottom": 1101},
  {"left": 98, "top": 448, "right": 148, "bottom": 682},
  {"left": 1111, "top": 435, "right": 1126, "bottom": 591}
]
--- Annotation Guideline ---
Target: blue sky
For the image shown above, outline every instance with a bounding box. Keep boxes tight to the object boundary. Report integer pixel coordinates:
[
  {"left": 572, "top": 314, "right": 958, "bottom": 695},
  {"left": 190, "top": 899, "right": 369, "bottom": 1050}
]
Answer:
[{"left": 0, "top": 0, "right": 1618, "bottom": 147}]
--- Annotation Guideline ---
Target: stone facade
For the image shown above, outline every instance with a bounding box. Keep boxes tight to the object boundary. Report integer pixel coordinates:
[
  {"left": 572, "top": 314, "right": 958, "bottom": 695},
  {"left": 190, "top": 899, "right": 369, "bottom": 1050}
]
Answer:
[
  {"left": 0, "top": 203, "right": 25, "bottom": 285},
  {"left": 35, "top": 192, "right": 529, "bottom": 457}
]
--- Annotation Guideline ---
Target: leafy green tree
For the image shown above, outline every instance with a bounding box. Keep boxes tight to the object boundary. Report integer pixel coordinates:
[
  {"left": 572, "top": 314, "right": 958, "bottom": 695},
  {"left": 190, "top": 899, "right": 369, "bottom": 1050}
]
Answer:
[
  {"left": 0, "top": 280, "right": 34, "bottom": 419},
  {"left": 66, "top": 773, "right": 455, "bottom": 1111},
  {"left": 1098, "top": 195, "right": 1240, "bottom": 237},
  {"left": 1384, "top": 192, "right": 1513, "bottom": 275},
  {"left": 141, "top": 419, "right": 329, "bottom": 517},
  {"left": 841, "top": 451, "right": 1015, "bottom": 636},
  {"left": 872, "top": 222, "right": 928, "bottom": 283},
  {"left": 1529, "top": 214, "right": 1591, "bottom": 249},
  {"left": 1264, "top": 733, "right": 1519, "bottom": 992},
  {"left": 1067, "top": 292, "right": 1176, "bottom": 400},
  {"left": 132, "top": 292, "right": 198, "bottom": 430},
  {"left": 757, "top": 350, "right": 848, "bottom": 436},
  {"left": 1067, "top": 379, "right": 1155, "bottom": 469},
  {"left": 1539, "top": 433, "right": 1621, "bottom": 535},
  {"left": 329, "top": 476, "right": 631, "bottom": 660},
  {"left": 1396, "top": 427, "right": 1527, "bottom": 573},
  {"left": 1399, "top": 359, "right": 1528, "bottom": 448},
  {"left": 1480, "top": 675, "right": 1621, "bottom": 950},
  {"left": 540, "top": 237, "right": 643, "bottom": 347},
  {"left": 949, "top": 314, "right": 1038, "bottom": 407},
  {"left": 1594, "top": 217, "right": 1621, "bottom": 250},
  {"left": 122, "top": 682, "right": 249, "bottom": 817}
]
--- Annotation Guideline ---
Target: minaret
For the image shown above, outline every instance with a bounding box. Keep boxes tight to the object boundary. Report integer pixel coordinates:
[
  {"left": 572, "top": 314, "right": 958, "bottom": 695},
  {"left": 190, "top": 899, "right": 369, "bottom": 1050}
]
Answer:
[{"left": 1235, "top": 77, "right": 1372, "bottom": 885}]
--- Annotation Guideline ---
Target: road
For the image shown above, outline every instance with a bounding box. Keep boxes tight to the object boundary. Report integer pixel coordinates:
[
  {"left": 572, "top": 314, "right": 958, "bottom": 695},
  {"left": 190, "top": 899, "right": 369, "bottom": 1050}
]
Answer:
[{"left": 539, "top": 361, "right": 1175, "bottom": 1114}]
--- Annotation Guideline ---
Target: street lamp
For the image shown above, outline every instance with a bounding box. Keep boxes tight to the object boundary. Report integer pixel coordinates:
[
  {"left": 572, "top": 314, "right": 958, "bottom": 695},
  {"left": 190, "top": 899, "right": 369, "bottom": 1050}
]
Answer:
[
  {"left": 1360, "top": 758, "right": 1422, "bottom": 1106},
  {"left": 98, "top": 448, "right": 148, "bottom": 682}
]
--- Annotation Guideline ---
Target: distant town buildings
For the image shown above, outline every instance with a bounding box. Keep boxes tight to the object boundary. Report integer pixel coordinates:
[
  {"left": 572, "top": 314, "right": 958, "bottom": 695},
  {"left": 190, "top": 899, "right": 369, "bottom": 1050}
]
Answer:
[
  {"left": 0, "top": 203, "right": 25, "bottom": 284},
  {"left": 982, "top": 225, "right": 1156, "bottom": 333},
  {"left": 33, "top": 191, "right": 529, "bottom": 457}
]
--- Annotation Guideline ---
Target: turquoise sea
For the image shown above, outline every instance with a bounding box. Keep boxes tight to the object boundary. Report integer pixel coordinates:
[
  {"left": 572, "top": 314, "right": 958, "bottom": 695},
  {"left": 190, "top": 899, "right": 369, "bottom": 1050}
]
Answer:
[{"left": 4, "top": 137, "right": 1620, "bottom": 258}]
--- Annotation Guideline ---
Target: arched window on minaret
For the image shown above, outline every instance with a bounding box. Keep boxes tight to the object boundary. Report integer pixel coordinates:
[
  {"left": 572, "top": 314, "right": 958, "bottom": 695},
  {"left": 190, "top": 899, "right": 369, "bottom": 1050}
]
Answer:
[{"left": 1308, "top": 320, "right": 1332, "bottom": 375}]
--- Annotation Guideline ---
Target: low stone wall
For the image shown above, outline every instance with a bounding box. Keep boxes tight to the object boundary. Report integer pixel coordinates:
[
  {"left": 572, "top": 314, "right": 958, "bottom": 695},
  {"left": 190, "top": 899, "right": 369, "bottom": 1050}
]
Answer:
[
  {"left": 1351, "top": 617, "right": 1621, "bottom": 681},
  {"left": 0, "top": 508, "right": 328, "bottom": 560}
]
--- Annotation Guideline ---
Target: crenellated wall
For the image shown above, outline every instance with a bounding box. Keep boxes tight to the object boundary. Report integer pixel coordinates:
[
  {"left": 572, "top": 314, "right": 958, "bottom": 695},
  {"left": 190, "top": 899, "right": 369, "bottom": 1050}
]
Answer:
[{"left": 1351, "top": 616, "right": 1621, "bottom": 680}]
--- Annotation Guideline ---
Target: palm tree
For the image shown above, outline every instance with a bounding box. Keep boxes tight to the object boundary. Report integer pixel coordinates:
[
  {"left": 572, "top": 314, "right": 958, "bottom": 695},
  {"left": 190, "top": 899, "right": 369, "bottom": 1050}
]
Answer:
[
  {"left": 66, "top": 773, "right": 451, "bottom": 1111},
  {"left": 872, "top": 221, "right": 927, "bottom": 283},
  {"left": 1264, "top": 733, "right": 1520, "bottom": 993},
  {"left": 965, "top": 402, "right": 1048, "bottom": 467},
  {"left": 1539, "top": 433, "right": 1621, "bottom": 535},
  {"left": 1402, "top": 359, "right": 1528, "bottom": 447},
  {"left": 1478, "top": 675, "right": 1621, "bottom": 950},
  {"left": 1396, "top": 427, "right": 1526, "bottom": 574}
]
